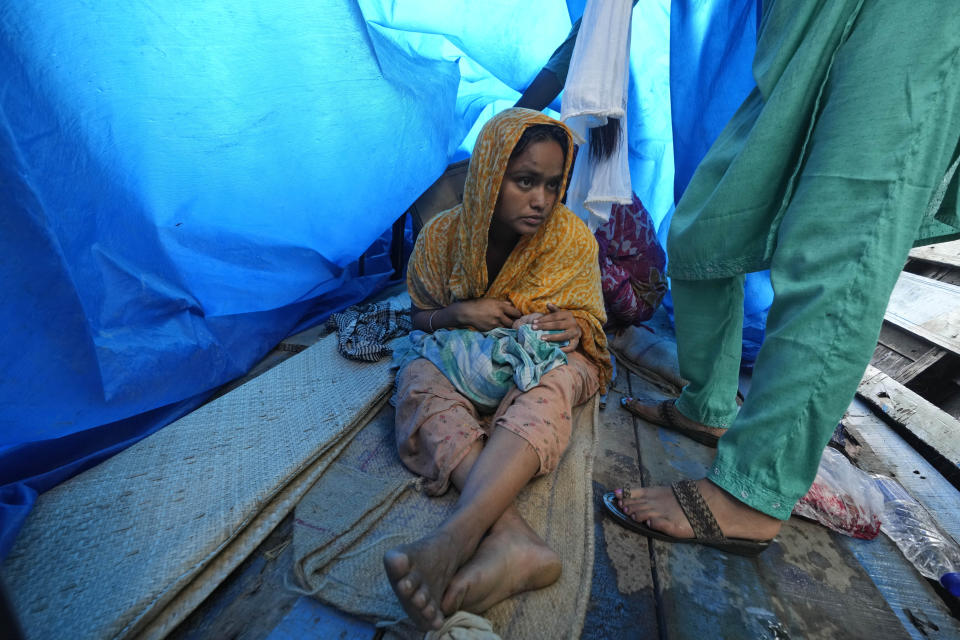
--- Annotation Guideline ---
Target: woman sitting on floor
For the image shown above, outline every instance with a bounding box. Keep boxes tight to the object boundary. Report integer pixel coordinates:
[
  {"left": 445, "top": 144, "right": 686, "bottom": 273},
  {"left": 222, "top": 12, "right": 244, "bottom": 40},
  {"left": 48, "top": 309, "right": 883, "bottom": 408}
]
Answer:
[{"left": 383, "top": 108, "right": 612, "bottom": 631}]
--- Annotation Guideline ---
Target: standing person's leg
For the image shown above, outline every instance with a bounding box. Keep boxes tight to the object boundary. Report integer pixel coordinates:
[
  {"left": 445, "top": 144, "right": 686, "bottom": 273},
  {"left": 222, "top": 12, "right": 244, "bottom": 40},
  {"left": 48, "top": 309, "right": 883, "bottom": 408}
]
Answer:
[
  {"left": 672, "top": 276, "right": 744, "bottom": 428},
  {"left": 708, "top": 0, "right": 960, "bottom": 522},
  {"left": 616, "top": 1, "right": 960, "bottom": 543},
  {"left": 619, "top": 275, "right": 743, "bottom": 441}
]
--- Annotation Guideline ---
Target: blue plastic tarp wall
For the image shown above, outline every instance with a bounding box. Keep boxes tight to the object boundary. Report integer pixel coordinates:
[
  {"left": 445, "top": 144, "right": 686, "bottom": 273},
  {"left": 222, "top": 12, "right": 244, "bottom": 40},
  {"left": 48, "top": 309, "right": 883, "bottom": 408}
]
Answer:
[
  {"left": 0, "top": 0, "right": 769, "bottom": 558},
  {"left": 667, "top": 0, "right": 772, "bottom": 363},
  {"left": 0, "top": 0, "right": 578, "bottom": 558}
]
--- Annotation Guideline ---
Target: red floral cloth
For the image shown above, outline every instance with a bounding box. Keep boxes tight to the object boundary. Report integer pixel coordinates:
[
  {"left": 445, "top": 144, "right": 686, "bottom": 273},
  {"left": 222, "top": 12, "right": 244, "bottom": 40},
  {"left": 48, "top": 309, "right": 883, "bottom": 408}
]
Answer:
[{"left": 594, "top": 193, "right": 667, "bottom": 329}]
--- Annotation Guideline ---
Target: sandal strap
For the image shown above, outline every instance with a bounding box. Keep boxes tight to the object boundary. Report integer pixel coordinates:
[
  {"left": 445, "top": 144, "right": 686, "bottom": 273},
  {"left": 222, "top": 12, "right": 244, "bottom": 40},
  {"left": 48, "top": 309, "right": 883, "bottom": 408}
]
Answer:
[
  {"left": 658, "top": 400, "right": 679, "bottom": 429},
  {"left": 671, "top": 480, "right": 726, "bottom": 543}
]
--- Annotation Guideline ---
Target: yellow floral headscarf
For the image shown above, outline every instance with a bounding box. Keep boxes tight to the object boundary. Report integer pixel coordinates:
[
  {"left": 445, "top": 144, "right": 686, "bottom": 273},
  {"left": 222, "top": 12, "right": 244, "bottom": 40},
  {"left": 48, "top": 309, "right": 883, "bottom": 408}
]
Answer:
[{"left": 407, "top": 108, "right": 612, "bottom": 389}]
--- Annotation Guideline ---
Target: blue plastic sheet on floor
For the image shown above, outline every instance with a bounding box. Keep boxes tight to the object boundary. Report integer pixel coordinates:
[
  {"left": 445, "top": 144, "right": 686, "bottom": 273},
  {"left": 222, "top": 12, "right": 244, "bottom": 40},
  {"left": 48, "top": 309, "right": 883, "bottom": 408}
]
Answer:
[{"left": 0, "top": 0, "right": 772, "bottom": 558}]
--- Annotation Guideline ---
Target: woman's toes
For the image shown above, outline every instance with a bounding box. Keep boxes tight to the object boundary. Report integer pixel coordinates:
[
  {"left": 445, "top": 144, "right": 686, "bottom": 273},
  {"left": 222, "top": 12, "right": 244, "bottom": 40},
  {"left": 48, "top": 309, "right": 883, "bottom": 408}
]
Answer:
[
  {"left": 397, "top": 575, "right": 418, "bottom": 597},
  {"left": 648, "top": 515, "right": 683, "bottom": 538},
  {"left": 422, "top": 601, "right": 437, "bottom": 621},
  {"left": 383, "top": 549, "right": 411, "bottom": 580},
  {"left": 412, "top": 584, "right": 430, "bottom": 609},
  {"left": 428, "top": 610, "right": 444, "bottom": 630}
]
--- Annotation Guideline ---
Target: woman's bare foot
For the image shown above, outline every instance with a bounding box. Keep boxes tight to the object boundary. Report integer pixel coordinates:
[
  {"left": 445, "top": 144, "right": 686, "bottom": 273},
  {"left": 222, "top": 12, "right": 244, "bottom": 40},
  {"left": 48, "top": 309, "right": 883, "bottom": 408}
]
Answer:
[
  {"left": 616, "top": 479, "right": 782, "bottom": 541},
  {"left": 620, "top": 398, "right": 727, "bottom": 440},
  {"left": 440, "top": 511, "right": 561, "bottom": 615},
  {"left": 383, "top": 529, "right": 470, "bottom": 630}
]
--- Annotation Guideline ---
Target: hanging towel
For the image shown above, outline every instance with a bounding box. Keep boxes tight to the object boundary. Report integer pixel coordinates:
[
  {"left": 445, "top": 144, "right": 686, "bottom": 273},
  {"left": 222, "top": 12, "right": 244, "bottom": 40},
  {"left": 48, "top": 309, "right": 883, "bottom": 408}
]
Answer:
[{"left": 560, "top": 0, "right": 634, "bottom": 230}]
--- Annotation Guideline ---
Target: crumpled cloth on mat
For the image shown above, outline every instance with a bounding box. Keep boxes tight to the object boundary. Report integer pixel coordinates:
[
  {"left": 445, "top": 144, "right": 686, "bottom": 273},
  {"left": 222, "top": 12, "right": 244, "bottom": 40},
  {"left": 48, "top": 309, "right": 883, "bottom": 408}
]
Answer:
[
  {"left": 328, "top": 300, "right": 412, "bottom": 362},
  {"left": 424, "top": 611, "right": 501, "bottom": 640}
]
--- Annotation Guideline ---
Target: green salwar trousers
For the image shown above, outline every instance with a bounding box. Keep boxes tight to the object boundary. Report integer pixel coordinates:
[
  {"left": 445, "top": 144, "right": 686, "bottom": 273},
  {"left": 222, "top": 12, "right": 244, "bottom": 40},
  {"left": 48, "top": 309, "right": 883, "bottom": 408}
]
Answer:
[{"left": 668, "top": 1, "right": 960, "bottom": 520}]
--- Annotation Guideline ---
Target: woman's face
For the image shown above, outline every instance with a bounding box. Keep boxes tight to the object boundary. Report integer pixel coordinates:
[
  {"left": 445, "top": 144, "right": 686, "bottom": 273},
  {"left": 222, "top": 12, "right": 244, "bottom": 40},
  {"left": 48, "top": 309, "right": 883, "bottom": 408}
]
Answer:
[{"left": 490, "top": 138, "right": 565, "bottom": 239}]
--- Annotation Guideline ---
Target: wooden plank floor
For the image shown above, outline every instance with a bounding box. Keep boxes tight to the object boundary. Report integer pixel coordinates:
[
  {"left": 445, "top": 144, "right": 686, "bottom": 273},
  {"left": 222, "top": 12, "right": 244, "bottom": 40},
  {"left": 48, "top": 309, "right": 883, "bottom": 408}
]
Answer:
[{"left": 582, "top": 371, "right": 658, "bottom": 639}]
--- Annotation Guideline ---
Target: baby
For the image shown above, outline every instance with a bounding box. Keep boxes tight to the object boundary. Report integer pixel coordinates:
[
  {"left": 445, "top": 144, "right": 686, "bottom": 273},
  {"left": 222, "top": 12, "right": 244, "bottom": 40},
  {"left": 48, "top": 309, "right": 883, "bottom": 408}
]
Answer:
[{"left": 511, "top": 312, "right": 542, "bottom": 329}]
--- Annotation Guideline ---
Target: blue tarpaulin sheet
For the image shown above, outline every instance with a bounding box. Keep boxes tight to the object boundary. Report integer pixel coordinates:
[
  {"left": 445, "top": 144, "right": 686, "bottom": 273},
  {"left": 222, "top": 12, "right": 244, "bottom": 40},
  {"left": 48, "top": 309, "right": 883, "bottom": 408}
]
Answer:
[
  {"left": 663, "top": 0, "right": 771, "bottom": 364},
  {"left": 0, "top": 0, "right": 769, "bottom": 557}
]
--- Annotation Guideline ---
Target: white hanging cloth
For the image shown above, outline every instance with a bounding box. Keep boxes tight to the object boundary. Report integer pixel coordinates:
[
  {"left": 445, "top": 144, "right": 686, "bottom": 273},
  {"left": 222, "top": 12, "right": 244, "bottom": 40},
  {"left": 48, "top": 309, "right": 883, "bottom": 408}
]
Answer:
[{"left": 560, "top": 0, "right": 634, "bottom": 230}]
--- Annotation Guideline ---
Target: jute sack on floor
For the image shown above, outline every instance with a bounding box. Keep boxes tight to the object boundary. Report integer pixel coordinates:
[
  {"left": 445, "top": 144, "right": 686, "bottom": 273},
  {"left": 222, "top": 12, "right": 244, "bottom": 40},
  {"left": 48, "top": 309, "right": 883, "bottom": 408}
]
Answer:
[{"left": 292, "top": 396, "right": 599, "bottom": 640}]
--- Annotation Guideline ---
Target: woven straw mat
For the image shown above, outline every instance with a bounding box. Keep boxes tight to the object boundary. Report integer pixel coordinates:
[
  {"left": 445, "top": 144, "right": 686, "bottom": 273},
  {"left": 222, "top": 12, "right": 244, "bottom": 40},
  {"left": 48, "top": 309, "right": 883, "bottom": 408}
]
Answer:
[{"left": 2, "top": 333, "right": 394, "bottom": 639}]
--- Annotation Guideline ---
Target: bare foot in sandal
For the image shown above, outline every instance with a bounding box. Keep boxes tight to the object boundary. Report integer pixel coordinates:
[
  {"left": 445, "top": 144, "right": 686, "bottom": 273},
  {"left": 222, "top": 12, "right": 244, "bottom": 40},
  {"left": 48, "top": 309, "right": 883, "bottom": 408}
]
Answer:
[
  {"left": 620, "top": 397, "right": 726, "bottom": 446},
  {"left": 616, "top": 479, "right": 781, "bottom": 543}
]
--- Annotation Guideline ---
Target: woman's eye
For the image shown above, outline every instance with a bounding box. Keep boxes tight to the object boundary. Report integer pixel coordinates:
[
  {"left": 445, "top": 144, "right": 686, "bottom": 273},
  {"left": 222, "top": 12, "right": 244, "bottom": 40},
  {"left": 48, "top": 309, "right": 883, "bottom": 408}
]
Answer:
[
  {"left": 517, "top": 176, "right": 533, "bottom": 188},
  {"left": 547, "top": 180, "right": 561, "bottom": 192}
]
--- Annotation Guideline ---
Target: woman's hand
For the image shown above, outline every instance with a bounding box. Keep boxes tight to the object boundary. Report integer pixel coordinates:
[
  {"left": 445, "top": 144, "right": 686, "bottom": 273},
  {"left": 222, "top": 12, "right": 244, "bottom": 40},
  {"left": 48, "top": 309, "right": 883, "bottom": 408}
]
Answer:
[
  {"left": 450, "top": 299, "right": 522, "bottom": 332},
  {"left": 532, "top": 303, "right": 582, "bottom": 353}
]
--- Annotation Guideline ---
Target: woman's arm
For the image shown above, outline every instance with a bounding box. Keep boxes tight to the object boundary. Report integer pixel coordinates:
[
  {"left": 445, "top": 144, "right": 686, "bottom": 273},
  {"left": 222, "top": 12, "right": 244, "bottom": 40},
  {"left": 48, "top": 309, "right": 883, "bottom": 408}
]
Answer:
[{"left": 412, "top": 299, "right": 523, "bottom": 333}]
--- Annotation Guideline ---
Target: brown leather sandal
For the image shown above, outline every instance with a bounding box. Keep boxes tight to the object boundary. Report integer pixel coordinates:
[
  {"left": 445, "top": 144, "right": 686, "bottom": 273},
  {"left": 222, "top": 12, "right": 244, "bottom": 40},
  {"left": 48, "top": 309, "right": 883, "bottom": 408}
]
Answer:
[
  {"left": 602, "top": 481, "right": 773, "bottom": 557},
  {"left": 619, "top": 398, "right": 724, "bottom": 447}
]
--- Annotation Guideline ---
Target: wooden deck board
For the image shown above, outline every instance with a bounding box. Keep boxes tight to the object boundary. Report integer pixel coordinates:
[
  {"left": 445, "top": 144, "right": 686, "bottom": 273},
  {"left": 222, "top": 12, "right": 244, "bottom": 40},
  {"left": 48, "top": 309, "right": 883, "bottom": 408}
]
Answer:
[
  {"left": 581, "top": 482, "right": 660, "bottom": 639},
  {"left": 839, "top": 401, "right": 960, "bottom": 636},
  {"left": 842, "top": 529, "right": 960, "bottom": 639},
  {"left": 885, "top": 272, "right": 960, "bottom": 356},
  {"left": 583, "top": 375, "right": 659, "bottom": 639},
  {"left": 857, "top": 366, "right": 960, "bottom": 476},
  {"left": 264, "top": 598, "right": 376, "bottom": 640},
  {"left": 910, "top": 241, "right": 960, "bottom": 270},
  {"left": 843, "top": 398, "right": 960, "bottom": 543},
  {"left": 169, "top": 516, "right": 306, "bottom": 640}
]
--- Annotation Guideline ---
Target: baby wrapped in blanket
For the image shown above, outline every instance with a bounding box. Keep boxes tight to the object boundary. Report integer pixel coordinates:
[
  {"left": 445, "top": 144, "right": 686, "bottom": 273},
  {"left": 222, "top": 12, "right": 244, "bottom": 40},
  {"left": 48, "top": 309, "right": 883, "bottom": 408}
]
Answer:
[{"left": 393, "top": 317, "right": 568, "bottom": 413}]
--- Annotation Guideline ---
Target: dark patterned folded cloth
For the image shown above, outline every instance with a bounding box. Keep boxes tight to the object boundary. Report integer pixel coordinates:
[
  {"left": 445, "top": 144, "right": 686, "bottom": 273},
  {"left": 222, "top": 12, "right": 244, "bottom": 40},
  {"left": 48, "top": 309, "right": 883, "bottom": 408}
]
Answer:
[{"left": 327, "top": 301, "right": 413, "bottom": 362}]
